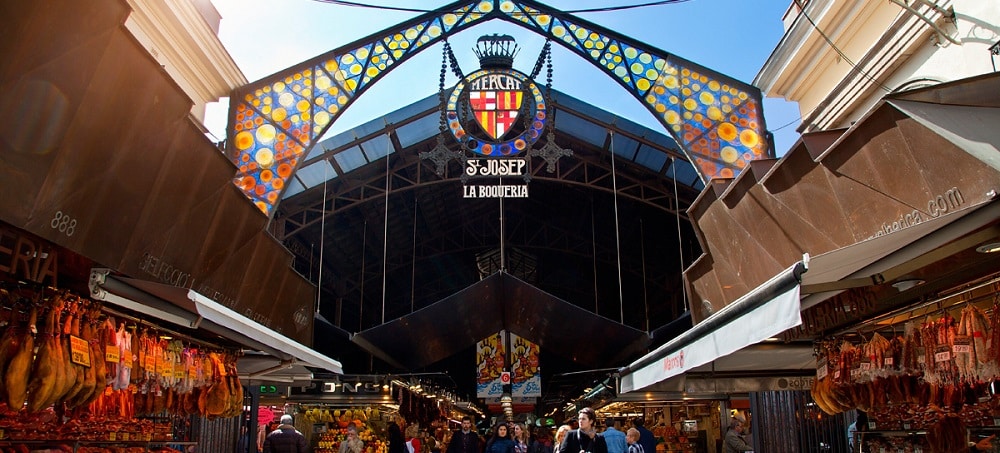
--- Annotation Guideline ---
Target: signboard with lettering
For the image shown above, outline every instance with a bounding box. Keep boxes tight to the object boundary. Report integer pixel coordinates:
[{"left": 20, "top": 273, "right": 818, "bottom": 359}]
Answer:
[
  {"left": 431, "top": 35, "right": 572, "bottom": 200},
  {"left": 0, "top": 224, "right": 62, "bottom": 286}
]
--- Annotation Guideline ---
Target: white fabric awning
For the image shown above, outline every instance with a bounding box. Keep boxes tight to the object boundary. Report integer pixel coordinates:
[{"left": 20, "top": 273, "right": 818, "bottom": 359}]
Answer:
[
  {"left": 619, "top": 262, "right": 805, "bottom": 393},
  {"left": 186, "top": 289, "right": 343, "bottom": 375},
  {"left": 90, "top": 269, "right": 343, "bottom": 375}
]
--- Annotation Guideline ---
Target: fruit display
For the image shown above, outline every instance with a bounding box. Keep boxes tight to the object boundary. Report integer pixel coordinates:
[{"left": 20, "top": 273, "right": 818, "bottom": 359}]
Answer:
[{"left": 309, "top": 407, "right": 388, "bottom": 453}]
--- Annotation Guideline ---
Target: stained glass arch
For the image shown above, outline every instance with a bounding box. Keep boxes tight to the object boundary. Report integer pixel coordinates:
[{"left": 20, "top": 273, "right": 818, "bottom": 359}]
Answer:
[{"left": 227, "top": 0, "right": 772, "bottom": 216}]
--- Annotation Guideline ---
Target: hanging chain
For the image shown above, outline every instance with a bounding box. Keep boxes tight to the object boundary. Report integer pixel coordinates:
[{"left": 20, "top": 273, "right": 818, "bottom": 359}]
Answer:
[
  {"left": 421, "top": 40, "right": 465, "bottom": 176},
  {"left": 529, "top": 39, "right": 573, "bottom": 173},
  {"left": 545, "top": 41, "right": 554, "bottom": 132},
  {"left": 445, "top": 41, "right": 464, "bottom": 79},
  {"left": 438, "top": 41, "right": 452, "bottom": 134},
  {"left": 524, "top": 39, "right": 551, "bottom": 131},
  {"left": 529, "top": 39, "right": 550, "bottom": 80}
]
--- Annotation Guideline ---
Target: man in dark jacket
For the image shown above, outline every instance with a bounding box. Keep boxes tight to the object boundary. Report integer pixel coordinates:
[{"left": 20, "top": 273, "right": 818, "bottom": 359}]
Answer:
[
  {"left": 558, "top": 408, "right": 607, "bottom": 453},
  {"left": 631, "top": 418, "right": 655, "bottom": 453},
  {"left": 448, "top": 416, "right": 482, "bottom": 453},
  {"left": 263, "top": 414, "right": 308, "bottom": 453}
]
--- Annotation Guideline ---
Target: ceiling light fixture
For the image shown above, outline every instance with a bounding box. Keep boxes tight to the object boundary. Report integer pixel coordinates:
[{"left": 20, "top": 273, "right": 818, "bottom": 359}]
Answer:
[
  {"left": 975, "top": 241, "right": 1000, "bottom": 254},
  {"left": 891, "top": 278, "right": 925, "bottom": 292}
]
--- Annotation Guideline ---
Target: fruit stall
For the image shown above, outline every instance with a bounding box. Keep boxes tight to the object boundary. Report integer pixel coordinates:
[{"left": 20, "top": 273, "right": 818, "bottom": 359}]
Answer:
[{"left": 310, "top": 408, "right": 388, "bottom": 453}]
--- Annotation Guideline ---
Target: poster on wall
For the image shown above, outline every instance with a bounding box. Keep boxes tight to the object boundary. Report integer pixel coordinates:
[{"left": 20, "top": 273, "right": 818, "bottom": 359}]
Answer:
[
  {"left": 476, "top": 331, "right": 542, "bottom": 398},
  {"left": 476, "top": 332, "right": 506, "bottom": 398},
  {"left": 510, "top": 332, "right": 541, "bottom": 397}
]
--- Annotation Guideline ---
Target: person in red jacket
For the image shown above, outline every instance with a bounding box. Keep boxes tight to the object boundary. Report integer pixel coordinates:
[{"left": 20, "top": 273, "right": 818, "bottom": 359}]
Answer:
[{"left": 406, "top": 424, "right": 423, "bottom": 453}]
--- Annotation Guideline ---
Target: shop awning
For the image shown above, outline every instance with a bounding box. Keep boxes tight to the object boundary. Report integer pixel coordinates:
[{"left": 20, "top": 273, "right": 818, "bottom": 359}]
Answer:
[
  {"left": 619, "top": 262, "right": 806, "bottom": 393},
  {"left": 89, "top": 269, "right": 343, "bottom": 375},
  {"left": 800, "top": 197, "right": 1000, "bottom": 310},
  {"left": 238, "top": 352, "right": 316, "bottom": 385},
  {"left": 620, "top": 343, "right": 816, "bottom": 397}
]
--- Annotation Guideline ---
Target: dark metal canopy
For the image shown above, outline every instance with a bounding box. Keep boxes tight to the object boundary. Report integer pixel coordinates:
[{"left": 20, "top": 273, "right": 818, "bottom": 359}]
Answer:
[{"left": 353, "top": 271, "right": 649, "bottom": 370}]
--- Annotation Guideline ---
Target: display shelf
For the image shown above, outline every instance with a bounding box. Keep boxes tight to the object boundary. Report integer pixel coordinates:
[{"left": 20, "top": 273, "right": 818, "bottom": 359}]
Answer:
[
  {"left": 854, "top": 430, "right": 929, "bottom": 453},
  {"left": 0, "top": 439, "right": 197, "bottom": 452},
  {"left": 659, "top": 430, "right": 706, "bottom": 453}
]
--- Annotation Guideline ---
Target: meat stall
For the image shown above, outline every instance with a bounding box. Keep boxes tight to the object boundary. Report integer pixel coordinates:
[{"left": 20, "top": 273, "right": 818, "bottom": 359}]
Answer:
[
  {"left": 811, "top": 280, "right": 1000, "bottom": 452},
  {"left": 0, "top": 284, "right": 246, "bottom": 452}
]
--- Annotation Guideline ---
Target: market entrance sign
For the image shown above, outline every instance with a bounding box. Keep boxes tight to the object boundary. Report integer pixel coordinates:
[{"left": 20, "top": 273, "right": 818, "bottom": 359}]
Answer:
[
  {"left": 435, "top": 34, "right": 559, "bottom": 199},
  {"left": 227, "top": 0, "right": 772, "bottom": 216}
]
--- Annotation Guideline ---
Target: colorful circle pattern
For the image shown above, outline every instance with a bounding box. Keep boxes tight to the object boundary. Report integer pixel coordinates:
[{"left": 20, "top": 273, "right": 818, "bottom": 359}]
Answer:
[
  {"left": 231, "top": 0, "right": 769, "bottom": 215},
  {"left": 497, "top": 1, "right": 768, "bottom": 181},
  {"left": 642, "top": 60, "right": 765, "bottom": 179},
  {"left": 231, "top": 2, "right": 493, "bottom": 215},
  {"left": 446, "top": 69, "right": 546, "bottom": 156}
]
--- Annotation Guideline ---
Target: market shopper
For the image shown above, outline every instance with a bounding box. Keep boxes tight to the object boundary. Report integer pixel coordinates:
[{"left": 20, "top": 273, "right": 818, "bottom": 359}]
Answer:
[
  {"left": 389, "top": 422, "right": 407, "bottom": 453},
  {"left": 513, "top": 423, "right": 530, "bottom": 453},
  {"left": 262, "top": 415, "right": 308, "bottom": 453},
  {"left": 601, "top": 420, "right": 626, "bottom": 453},
  {"left": 558, "top": 408, "right": 607, "bottom": 453},
  {"left": 625, "top": 428, "right": 643, "bottom": 453},
  {"left": 553, "top": 425, "right": 571, "bottom": 453},
  {"left": 630, "top": 418, "right": 655, "bottom": 453},
  {"left": 529, "top": 425, "right": 554, "bottom": 453},
  {"left": 722, "top": 418, "right": 752, "bottom": 453},
  {"left": 406, "top": 424, "right": 423, "bottom": 453},
  {"left": 485, "top": 422, "right": 516, "bottom": 453},
  {"left": 340, "top": 424, "right": 366, "bottom": 453},
  {"left": 448, "top": 416, "right": 482, "bottom": 453}
]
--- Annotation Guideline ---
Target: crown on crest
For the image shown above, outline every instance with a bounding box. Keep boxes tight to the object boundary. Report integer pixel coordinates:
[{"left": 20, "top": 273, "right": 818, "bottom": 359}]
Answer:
[{"left": 474, "top": 34, "right": 519, "bottom": 69}]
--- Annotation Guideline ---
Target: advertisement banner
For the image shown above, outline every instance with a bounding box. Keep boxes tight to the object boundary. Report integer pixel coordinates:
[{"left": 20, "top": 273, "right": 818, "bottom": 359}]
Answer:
[
  {"left": 476, "top": 332, "right": 505, "bottom": 398},
  {"left": 476, "top": 331, "right": 541, "bottom": 398},
  {"left": 510, "top": 332, "right": 541, "bottom": 397}
]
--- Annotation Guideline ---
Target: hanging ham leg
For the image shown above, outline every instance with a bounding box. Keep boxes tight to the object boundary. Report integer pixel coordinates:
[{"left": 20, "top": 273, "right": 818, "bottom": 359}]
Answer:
[
  {"left": 0, "top": 295, "right": 18, "bottom": 394},
  {"left": 50, "top": 304, "right": 79, "bottom": 407},
  {"left": 27, "top": 297, "right": 64, "bottom": 412},
  {"left": 68, "top": 308, "right": 101, "bottom": 409},
  {"left": 3, "top": 306, "right": 37, "bottom": 410},
  {"left": 80, "top": 310, "right": 109, "bottom": 408},
  {"left": 62, "top": 308, "right": 87, "bottom": 405}
]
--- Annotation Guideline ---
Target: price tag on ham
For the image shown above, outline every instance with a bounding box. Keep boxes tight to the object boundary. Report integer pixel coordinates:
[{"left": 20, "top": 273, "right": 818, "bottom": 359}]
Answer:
[
  {"left": 934, "top": 350, "right": 951, "bottom": 363},
  {"left": 105, "top": 344, "right": 120, "bottom": 363},
  {"left": 70, "top": 335, "right": 92, "bottom": 367},
  {"left": 816, "top": 363, "right": 828, "bottom": 380}
]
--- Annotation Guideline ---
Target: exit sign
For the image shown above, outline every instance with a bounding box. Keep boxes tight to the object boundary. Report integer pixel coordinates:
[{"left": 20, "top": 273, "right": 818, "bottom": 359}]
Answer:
[{"left": 259, "top": 385, "right": 287, "bottom": 395}]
